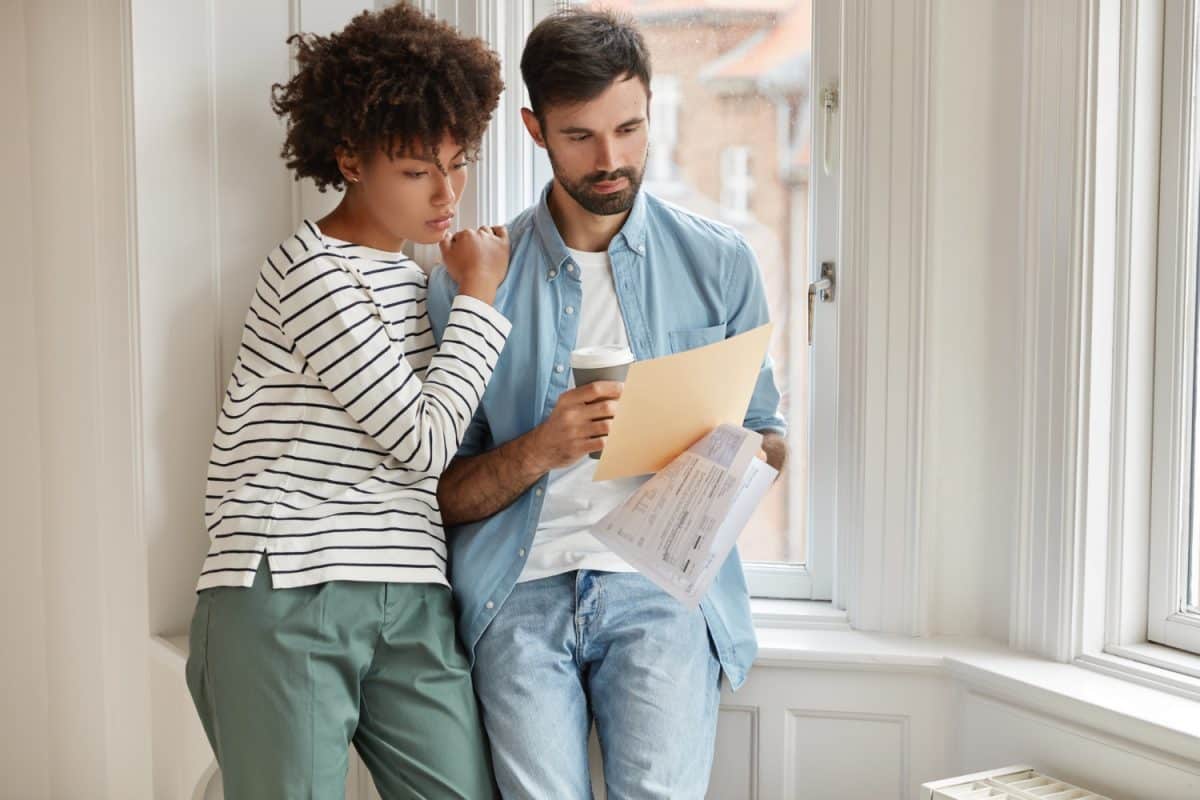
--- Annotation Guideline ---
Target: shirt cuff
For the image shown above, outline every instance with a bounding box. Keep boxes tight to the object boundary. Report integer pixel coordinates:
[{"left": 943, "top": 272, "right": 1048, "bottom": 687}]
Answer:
[
  {"left": 450, "top": 292, "right": 513, "bottom": 340},
  {"left": 747, "top": 422, "right": 788, "bottom": 437}
]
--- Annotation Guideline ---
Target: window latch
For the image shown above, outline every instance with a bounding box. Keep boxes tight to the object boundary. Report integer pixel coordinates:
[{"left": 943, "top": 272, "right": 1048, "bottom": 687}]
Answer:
[
  {"left": 822, "top": 85, "right": 839, "bottom": 176},
  {"left": 808, "top": 262, "right": 836, "bottom": 346}
]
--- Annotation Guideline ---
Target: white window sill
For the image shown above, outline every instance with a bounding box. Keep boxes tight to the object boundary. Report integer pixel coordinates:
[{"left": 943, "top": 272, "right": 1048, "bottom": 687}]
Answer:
[
  {"left": 750, "top": 627, "right": 1200, "bottom": 764},
  {"left": 750, "top": 597, "right": 849, "bottom": 630},
  {"left": 1077, "top": 641, "right": 1200, "bottom": 700}
]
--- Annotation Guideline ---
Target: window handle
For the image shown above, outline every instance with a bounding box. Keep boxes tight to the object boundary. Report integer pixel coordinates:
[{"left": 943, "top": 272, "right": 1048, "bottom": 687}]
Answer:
[
  {"left": 808, "top": 262, "right": 836, "bottom": 346},
  {"left": 822, "top": 85, "right": 839, "bottom": 177}
]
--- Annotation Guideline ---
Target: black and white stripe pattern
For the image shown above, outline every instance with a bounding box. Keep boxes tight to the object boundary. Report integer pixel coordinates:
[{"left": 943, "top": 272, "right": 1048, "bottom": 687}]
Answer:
[{"left": 197, "top": 221, "right": 510, "bottom": 591}]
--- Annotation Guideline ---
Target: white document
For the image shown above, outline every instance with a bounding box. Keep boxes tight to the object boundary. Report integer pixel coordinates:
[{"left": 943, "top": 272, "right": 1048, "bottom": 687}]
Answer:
[{"left": 592, "top": 424, "right": 779, "bottom": 607}]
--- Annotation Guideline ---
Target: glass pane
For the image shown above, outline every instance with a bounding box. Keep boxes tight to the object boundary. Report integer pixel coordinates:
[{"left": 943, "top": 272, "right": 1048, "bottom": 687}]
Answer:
[
  {"left": 566, "top": 1, "right": 812, "bottom": 564},
  {"left": 1190, "top": 229, "right": 1200, "bottom": 613}
]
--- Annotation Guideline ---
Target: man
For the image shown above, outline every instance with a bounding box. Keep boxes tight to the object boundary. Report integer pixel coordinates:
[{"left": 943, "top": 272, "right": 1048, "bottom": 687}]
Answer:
[{"left": 427, "top": 9, "right": 787, "bottom": 798}]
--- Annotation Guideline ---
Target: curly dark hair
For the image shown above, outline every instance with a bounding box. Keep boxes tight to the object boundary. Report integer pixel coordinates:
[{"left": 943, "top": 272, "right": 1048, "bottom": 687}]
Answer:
[{"left": 271, "top": 4, "right": 504, "bottom": 192}]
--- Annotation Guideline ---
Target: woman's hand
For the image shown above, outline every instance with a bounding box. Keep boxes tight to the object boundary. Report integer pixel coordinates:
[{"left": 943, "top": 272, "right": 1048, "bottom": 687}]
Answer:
[{"left": 439, "top": 225, "right": 509, "bottom": 306}]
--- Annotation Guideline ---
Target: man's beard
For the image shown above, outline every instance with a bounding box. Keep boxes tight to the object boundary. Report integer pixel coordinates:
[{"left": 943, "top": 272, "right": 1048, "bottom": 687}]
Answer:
[{"left": 547, "top": 146, "right": 646, "bottom": 216}]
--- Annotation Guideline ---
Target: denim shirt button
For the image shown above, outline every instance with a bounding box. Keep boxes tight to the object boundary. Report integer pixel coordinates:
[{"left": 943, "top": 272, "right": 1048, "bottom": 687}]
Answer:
[
  {"left": 518, "top": 548, "right": 526, "bottom": 557},
  {"left": 534, "top": 487, "right": 544, "bottom": 497},
  {"left": 555, "top": 364, "right": 564, "bottom": 374},
  {"left": 486, "top": 601, "right": 495, "bottom": 610}
]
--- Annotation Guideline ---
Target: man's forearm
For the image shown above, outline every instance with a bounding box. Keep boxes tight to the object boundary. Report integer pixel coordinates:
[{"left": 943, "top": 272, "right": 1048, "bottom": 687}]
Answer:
[
  {"left": 439, "top": 427, "right": 786, "bottom": 526},
  {"left": 438, "top": 430, "right": 548, "bottom": 527}
]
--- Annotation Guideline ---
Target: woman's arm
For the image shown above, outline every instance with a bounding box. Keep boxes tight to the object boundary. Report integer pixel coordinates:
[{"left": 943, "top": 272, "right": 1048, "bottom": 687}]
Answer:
[{"left": 276, "top": 251, "right": 510, "bottom": 475}]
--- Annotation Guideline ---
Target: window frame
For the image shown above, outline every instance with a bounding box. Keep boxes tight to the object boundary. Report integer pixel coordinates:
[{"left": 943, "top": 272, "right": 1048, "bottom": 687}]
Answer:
[
  {"left": 1002, "top": 0, "right": 1200, "bottom": 698},
  {"left": 647, "top": 74, "right": 681, "bottom": 183},
  {"left": 719, "top": 145, "right": 754, "bottom": 219},
  {"left": 1068, "top": 0, "right": 1200, "bottom": 694},
  {"left": 1148, "top": 0, "right": 1200, "bottom": 656}
]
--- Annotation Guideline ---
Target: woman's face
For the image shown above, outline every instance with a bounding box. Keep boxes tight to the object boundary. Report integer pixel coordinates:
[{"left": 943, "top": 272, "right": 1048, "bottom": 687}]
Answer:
[{"left": 352, "top": 130, "right": 471, "bottom": 246}]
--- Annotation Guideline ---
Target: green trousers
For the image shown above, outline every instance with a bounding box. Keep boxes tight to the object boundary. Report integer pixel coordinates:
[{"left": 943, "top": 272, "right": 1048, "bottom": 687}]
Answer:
[{"left": 185, "top": 562, "right": 495, "bottom": 799}]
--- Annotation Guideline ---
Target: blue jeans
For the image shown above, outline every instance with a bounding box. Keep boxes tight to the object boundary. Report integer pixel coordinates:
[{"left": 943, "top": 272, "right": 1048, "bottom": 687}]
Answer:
[{"left": 472, "top": 570, "right": 722, "bottom": 799}]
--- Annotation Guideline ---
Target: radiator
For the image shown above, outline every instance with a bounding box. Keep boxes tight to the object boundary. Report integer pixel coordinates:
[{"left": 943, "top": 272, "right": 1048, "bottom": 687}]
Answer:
[{"left": 921, "top": 765, "right": 1111, "bottom": 800}]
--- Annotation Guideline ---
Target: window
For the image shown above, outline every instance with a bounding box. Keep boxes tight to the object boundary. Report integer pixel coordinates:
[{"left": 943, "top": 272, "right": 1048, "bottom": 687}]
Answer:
[
  {"left": 543, "top": 0, "right": 836, "bottom": 599},
  {"left": 1190, "top": 372, "right": 1200, "bottom": 612},
  {"left": 1148, "top": 0, "right": 1200, "bottom": 658},
  {"left": 1191, "top": 453, "right": 1200, "bottom": 612},
  {"left": 648, "top": 75, "right": 681, "bottom": 182},
  {"left": 719, "top": 146, "right": 754, "bottom": 220}
]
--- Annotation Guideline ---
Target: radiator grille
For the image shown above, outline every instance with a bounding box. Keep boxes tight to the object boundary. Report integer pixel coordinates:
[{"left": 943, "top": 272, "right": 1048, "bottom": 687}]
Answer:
[{"left": 922, "top": 765, "right": 1111, "bottom": 800}]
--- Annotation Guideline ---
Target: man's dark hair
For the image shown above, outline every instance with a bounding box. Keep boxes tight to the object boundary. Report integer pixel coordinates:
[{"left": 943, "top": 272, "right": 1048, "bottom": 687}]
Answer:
[
  {"left": 520, "top": 8, "right": 651, "bottom": 119},
  {"left": 271, "top": 4, "right": 503, "bottom": 192}
]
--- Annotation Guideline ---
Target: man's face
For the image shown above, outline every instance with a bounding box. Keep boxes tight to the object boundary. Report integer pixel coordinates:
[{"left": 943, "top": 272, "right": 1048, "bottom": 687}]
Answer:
[{"left": 532, "top": 76, "right": 650, "bottom": 216}]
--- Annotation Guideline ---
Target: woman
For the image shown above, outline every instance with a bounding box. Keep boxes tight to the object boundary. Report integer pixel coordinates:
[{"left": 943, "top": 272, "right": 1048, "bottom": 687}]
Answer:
[{"left": 185, "top": 6, "right": 508, "bottom": 797}]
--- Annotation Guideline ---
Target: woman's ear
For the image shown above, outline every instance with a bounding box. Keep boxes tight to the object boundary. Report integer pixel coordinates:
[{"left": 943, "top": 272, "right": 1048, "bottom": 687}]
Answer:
[{"left": 335, "top": 145, "right": 364, "bottom": 185}]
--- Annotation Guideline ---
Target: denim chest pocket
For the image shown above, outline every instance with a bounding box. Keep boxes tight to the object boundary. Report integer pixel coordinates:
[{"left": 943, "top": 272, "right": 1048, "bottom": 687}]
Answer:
[{"left": 667, "top": 323, "right": 727, "bottom": 353}]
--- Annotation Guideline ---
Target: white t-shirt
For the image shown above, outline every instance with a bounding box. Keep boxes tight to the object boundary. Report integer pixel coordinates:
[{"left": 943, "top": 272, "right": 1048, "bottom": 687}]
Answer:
[{"left": 517, "top": 247, "right": 649, "bottom": 583}]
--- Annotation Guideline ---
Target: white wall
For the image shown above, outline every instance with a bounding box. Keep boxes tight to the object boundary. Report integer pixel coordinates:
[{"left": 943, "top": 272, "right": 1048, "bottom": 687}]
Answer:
[
  {"left": 923, "top": 0, "right": 1024, "bottom": 641},
  {"left": 0, "top": 3, "right": 51, "bottom": 797},
  {"left": 2, "top": 1, "right": 153, "bottom": 797},
  {"left": 131, "top": 0, "right": 298, "bottom": 640},
  {"left": 956, "top": 691, "right": 1200, "bottom": 799}
]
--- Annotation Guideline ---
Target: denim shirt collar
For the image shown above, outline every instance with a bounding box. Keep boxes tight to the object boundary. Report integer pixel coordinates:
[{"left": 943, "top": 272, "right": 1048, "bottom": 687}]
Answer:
[{"left": 532, "top": 181, "right": 649, "bottom": 282}]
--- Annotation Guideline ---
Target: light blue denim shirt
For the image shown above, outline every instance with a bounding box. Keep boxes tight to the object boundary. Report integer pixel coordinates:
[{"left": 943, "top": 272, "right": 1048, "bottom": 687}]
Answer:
[{"left": 427, "top": 183, "right": 786, "bottom": 689}]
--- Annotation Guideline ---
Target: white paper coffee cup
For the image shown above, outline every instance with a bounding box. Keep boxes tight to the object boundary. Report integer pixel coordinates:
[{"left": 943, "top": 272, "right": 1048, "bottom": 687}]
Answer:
[
  {"left": 570, "top": 344, "right": 634, "bottom": 382},
  {"left": 570, "top": 345, "right": 634, "bottom": 458}
]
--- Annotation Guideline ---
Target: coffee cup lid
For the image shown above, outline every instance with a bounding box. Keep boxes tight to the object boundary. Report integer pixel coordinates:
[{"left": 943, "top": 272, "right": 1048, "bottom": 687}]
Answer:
[{"left": 570, "top": 344, "right": 635, "bottom": 370}]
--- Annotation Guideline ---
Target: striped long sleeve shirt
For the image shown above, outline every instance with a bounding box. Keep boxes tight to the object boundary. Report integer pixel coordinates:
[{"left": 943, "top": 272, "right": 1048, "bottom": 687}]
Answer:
[{"left": 196, "top": 220, "right": 511, "bottom": 591}]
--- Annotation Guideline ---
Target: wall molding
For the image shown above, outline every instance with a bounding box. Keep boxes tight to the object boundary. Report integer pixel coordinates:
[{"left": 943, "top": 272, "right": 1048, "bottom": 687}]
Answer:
[
  {"left": 717, "top": 705, "right": 761, "bottom": 800},
  {"left": 1011, "top": 0, "right": 1108, "bottom": 662},
  {"left": 837, "top": 0, "right": 935, "bottom": 635},
  {"left": 783, "top": 709, "right": 912, "bottom": 798}
]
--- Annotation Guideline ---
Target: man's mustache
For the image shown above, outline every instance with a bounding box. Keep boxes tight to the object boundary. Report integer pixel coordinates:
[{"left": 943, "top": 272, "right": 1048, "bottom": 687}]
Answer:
[{"left": 585, "top": 169, "right": 637, "bottom": 185}]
